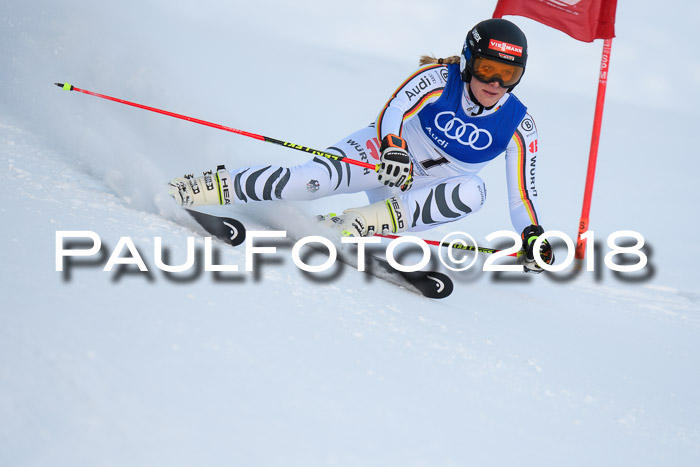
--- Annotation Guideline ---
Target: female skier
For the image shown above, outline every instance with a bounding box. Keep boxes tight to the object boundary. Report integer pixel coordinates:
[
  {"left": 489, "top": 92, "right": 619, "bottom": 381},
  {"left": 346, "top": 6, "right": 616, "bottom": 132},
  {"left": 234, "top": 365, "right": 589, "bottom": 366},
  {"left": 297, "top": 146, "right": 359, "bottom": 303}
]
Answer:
[{"left": 169, "top": 18, "right": 555, "bottom": 272}]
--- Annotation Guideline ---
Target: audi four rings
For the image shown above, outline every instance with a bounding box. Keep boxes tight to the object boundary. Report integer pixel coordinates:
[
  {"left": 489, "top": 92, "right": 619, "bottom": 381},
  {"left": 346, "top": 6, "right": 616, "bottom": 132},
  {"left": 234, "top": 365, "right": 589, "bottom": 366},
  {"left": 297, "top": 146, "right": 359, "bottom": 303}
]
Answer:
[{"left": 434, "top": 111, "right": 493, "bottom": 150}]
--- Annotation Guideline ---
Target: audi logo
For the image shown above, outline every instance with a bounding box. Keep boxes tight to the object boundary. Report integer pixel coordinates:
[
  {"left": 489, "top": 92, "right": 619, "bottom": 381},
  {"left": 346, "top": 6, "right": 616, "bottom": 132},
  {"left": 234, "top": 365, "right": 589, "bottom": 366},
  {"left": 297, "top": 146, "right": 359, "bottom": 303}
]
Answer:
[{"left": 434, "top": 111, "right": 493, "bottom": 150}]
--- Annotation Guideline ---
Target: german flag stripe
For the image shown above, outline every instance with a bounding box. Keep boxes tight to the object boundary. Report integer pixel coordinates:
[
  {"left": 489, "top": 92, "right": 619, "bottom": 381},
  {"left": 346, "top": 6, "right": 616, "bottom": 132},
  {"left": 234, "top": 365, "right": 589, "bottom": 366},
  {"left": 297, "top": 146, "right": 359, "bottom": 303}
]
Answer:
[
  {"left": 514, "top": 129, "right": 539, "bottom": 225},
  {"left": 376, "top": 64, "right": 445, "bottom": 139},
  {"left": 403, "top": 88, "right": 443, "bottom": 120}
]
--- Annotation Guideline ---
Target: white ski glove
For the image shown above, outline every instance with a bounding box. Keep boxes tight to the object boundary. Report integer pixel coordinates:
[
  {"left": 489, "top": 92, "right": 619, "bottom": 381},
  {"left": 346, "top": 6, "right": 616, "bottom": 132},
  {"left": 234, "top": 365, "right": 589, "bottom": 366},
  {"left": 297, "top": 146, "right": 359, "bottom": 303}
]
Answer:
[{"left": 377, "top": 134, "right": 413, "bottom": 192}]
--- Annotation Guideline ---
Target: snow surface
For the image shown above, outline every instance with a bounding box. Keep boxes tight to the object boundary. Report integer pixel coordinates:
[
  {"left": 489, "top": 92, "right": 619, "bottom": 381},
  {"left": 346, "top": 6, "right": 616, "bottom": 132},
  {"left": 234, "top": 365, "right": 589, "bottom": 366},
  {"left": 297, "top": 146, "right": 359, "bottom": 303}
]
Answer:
[{"left": 2, "top": 0, "right": 699, "bottom": 465}]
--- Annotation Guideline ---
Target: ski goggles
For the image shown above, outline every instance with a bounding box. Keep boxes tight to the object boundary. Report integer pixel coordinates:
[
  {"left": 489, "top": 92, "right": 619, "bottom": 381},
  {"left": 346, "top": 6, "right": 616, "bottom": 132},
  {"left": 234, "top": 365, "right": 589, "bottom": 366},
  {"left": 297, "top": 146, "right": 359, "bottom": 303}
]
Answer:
[{"left": 471, "top": 56, "right": 524, "bottom": 87}]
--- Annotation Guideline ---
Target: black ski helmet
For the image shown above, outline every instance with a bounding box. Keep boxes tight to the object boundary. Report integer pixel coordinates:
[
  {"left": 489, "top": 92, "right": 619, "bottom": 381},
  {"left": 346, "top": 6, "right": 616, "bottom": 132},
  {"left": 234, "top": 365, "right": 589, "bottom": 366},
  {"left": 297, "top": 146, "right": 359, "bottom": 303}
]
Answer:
[{"left": 460, "top": 19, "right": 528, "bottom": 90}]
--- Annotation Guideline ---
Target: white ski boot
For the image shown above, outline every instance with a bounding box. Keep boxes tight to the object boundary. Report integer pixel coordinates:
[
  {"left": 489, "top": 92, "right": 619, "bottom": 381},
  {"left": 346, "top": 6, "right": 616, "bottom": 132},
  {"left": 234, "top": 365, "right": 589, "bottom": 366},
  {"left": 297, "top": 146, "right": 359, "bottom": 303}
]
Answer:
[
  {"left": 320, "top": 196, "right": 408, "bottom": 237},
  {"left": 169, "top": 165, "right": 233, "bottom": 207}
]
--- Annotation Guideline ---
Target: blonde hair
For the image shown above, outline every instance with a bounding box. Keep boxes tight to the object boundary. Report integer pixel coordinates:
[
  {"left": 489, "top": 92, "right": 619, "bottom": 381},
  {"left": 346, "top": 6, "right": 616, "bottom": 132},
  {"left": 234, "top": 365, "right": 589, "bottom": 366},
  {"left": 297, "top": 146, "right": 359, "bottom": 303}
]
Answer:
[{"left": 418, "top": 55, "right": 460, "bottom": 66}]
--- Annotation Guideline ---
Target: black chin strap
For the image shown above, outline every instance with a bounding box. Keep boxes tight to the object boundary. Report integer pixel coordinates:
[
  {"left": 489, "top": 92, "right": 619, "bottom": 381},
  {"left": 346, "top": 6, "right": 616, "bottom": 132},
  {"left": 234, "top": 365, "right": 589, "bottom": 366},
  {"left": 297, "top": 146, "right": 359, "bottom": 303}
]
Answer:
[
  {"left": 466, "top": 82, "right": 505, "bottom": 116},
  {"left": 465, "top": 84, "right": 485, "bottom": 115}
]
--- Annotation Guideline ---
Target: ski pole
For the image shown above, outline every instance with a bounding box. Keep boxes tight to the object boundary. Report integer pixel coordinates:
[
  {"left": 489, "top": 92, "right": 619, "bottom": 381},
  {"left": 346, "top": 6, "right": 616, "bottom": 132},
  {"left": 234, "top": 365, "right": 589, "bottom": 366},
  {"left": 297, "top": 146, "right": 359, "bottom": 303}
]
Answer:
[
  {"left": 377, "top": 233, "right": 523, "bottom": 257},
  {"left": 54, "top": 82, "right": 379, "bottom": 171}
]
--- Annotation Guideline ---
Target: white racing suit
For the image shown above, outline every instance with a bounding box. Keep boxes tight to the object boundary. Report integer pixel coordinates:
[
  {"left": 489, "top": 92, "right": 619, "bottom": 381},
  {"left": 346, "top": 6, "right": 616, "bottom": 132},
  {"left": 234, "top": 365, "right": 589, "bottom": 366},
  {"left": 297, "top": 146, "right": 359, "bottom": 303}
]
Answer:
[{"left": 228, "top": 63, "right": 541, "bottom": 233}]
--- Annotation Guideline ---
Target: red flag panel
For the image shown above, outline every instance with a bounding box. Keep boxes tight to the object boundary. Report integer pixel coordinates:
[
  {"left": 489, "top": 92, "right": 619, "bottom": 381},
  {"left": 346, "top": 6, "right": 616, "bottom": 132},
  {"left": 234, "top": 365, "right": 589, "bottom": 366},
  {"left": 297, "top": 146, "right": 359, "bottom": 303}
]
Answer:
[{"left": 493, "top": 0, "right": 617, "bottom": 42}]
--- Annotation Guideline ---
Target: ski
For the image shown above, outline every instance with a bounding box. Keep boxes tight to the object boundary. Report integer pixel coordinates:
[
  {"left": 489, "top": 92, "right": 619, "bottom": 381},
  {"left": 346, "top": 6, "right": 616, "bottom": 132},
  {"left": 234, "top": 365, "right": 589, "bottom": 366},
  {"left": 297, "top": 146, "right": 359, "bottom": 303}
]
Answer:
[
  {"left": 186, "top": 209, "right": 246, "bottom": 246},
  {"left": 185, "top": 209, "right": 453, "bottom": 299},
  {"left": 356, "top": 254, "right": 453, "bottom": 299}
]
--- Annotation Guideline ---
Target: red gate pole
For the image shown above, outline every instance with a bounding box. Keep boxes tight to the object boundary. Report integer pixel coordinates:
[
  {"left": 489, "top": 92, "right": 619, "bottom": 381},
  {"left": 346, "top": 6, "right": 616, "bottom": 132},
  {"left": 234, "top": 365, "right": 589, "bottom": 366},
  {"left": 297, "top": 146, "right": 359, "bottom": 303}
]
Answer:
[{"left": 575, "top": 38, "right": 613, "bottom": 264}]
